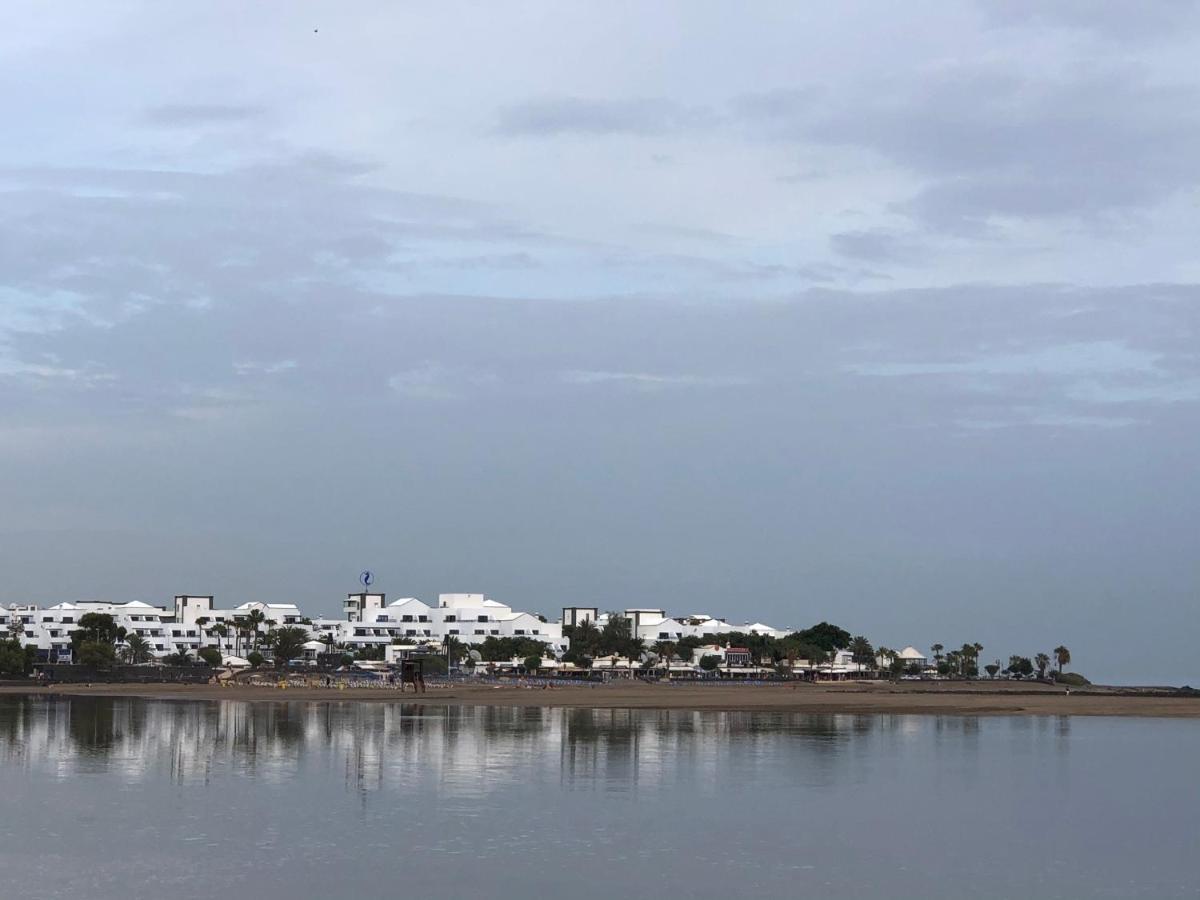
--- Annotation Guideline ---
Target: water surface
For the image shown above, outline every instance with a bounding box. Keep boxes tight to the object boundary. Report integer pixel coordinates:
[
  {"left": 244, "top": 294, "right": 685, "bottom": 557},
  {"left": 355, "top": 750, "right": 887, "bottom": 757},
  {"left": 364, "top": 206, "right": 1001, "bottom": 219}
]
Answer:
[{"left": 0, "top": 697, "right": 1196, "bottom": 899}]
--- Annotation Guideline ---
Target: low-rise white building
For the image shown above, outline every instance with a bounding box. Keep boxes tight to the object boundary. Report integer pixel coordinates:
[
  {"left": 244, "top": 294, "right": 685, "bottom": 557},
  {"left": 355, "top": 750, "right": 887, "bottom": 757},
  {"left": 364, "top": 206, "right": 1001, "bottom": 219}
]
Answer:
[{"left": 5, "top": 589, "right": 566, "bottom": 663}]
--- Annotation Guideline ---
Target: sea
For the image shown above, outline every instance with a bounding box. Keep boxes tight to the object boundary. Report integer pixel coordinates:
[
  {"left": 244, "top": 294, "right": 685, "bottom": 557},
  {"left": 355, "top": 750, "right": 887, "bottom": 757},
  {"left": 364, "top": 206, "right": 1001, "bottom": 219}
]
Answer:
[{"left": 0, "top": 695, "right": 1196, "bottom": 899}]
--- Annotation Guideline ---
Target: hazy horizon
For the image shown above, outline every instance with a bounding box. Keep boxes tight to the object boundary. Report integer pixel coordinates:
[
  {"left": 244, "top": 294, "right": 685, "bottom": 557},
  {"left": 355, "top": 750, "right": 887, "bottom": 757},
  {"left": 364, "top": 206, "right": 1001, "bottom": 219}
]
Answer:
[{"left": 3, "top": 2, "right": 1199, "bottom": 686}]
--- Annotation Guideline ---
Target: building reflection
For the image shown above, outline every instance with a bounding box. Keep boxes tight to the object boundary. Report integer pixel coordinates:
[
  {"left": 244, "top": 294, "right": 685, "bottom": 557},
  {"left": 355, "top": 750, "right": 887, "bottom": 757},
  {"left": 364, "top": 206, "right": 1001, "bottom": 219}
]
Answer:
[{"left": 0, "top": 696, "right": 923, "bottom": 793}]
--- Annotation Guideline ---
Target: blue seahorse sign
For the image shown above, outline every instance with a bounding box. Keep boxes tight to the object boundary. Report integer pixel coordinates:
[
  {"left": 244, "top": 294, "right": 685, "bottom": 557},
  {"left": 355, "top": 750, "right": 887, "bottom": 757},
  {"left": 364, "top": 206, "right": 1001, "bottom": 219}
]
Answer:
[{"left": 359, "top": 570, "right": 374, "bottom": 588}]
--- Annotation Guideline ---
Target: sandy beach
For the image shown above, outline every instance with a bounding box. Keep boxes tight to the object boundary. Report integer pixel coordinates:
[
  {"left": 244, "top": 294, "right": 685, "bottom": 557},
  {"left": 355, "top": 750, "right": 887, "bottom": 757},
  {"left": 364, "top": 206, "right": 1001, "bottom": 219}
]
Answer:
[{"left": 3, "top": 679, "right": 1198, "bottom": 717}]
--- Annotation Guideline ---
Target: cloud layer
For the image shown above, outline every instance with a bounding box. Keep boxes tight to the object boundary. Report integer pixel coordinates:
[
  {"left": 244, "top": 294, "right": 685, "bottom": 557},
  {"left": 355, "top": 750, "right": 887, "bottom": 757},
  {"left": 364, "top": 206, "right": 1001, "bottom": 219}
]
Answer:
[{"left": 2, "top": 1, "right": 1199, "bottom": 684}]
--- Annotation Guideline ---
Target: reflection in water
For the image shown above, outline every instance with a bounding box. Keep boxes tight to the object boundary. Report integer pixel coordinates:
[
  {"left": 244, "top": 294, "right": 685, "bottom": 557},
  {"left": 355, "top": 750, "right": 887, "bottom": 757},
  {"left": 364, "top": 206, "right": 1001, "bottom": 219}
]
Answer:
[
  {"left": 0, "top": 697, "right": 1195, "bottom": 900},
  {"left": 0, "top": 697, "right": 926, "bottom": 792}
]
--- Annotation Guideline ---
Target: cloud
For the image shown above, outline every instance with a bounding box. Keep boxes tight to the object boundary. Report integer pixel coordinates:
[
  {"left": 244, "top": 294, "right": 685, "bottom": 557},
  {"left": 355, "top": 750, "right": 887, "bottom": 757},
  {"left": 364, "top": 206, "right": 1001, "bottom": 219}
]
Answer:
[
  {"left": 737, "top": 63, "right": 1200, "bottom": 230},
  {"left": 142, "top": 103, "right": 266, "bottom": 127},
  {"left": 977, "top": 0, "right": 1200, "bottom": 41},
  {"left": 388, "top": 364, "right": 498, "bottom": 400},
  {"left": 830, "top": 229, "right": 923, "bottom": 264},
  {"left": 496, "top": 96, "right": 716, "bottom": 136},
  {"left": 561, "top": 370, "right": 754, "bottom": 390},
  {"left": 845, "top": 341, "right": 1160, "bottom": 378},
  {"left": 233, "top": 360, "right": 298, "bottom": 376}
]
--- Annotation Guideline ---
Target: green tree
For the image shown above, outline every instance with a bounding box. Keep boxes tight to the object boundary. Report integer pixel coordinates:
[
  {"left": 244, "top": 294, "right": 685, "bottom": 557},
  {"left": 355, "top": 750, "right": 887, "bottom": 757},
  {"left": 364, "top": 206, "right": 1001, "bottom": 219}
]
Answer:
[
  {"left": 984, "top": 662, "right": 1000, "bottom": 679},
  {"left": 523, "top": 655, "right": 541, "bottom": 673},
  {"left": 245, "top": 609, "right": 267, "bottom": 650},
  {"left": 207, "top": 623, "right": 229, "bottom": 653},
  {"left": 443, "top": 634, "right": 465, "bottom": 666},
  {"left": 598, "top": 614, "right": 643, "bottom": 659},
  {"left": 563, "top": 620, "right": 602, "bottom": 658},
  {"left": 477, "top": 636, "right": 552, "bottom": 662},
  {"left": 930, "top": 643, "right": 944, "bottom": 668},
  {"left": 197, "top": 646, "right": 222, "bottom": 667},
  {"left": 698, "top": 654, "right": 721, "bottom": 672},
  {"left": 69, "top": 613, "right": 124, "bottom": 655},
  {"left": 793, "top": 622, "right": 852, "bottom": 652},
  {"left": 163, "top": 649, "right": 192, "bottom": 667},
  {"left": 78, "top": 641, "right": 118, "bottom": 668},
  {"left": 653, "top": 641, "right": 677, "bottom": 665},
  {"left": 849, "top": 635, "right": 875, "bottom": 668},
  {"left": 247, "top": 651, "right": 264, "bottom": 668},
  {"left": 266, "top": 626, "right": 310, "bottom": 667},
  {"left": 122, "top": 633, "right": 153, "bottom": 664},
  {"left": 1007, "top": 655, "right": 1034, "bottom": 678},
  {"left": 0, "top": 639, "right": 35, "bottom": 675},
  {"left": 1035, "top": 653, "right": 1051, "bottom": 679},
  {"left": 1053, "top": 645, "right": 1071, "bottom": 674}
]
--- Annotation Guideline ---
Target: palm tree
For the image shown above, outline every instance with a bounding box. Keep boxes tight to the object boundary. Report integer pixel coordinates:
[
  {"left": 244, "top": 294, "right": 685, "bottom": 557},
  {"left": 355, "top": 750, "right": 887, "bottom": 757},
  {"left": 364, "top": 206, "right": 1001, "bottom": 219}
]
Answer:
[
  {"left": 245, "top": 609, "right": 267, "bottom": 650},
  {"left": 123, "top": 633, "right": 152, "bottom": 664},
  {"left": 930, "top": 643, "right": 944, "bottom": 668},
  {"left": 164, "top": 648, "right": 192, "bottom": 667},
  {"left": 848, "top": 636, "right": 875, "bottom": 671},
  {"left": 1035, "top": 653, "right": 1051, "bottom": 679},
  {"left": 1054, "top": 645, "right": 1071, "bottom": 674}
]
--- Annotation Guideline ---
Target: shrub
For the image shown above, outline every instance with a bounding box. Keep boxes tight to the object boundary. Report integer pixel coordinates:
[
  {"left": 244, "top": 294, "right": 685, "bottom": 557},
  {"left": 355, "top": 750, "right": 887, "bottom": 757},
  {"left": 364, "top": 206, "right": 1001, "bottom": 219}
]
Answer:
[
  {"left": 698, "top": 655, "right": 721, "bottom": 672},
  {"left": 77, "top": 641, "right": 117, "bottom": 668},
  {"left": 197, "top": 647, "right": 222, "bottom": 668},
  {"left": 420, "top": 655, "right": 448, "bottom": 676},
  {"left": 247, "top": 651, "right": 264, "bottom": 668},
  {"left": 1052, "top": 671, "right": 1090, "bottom": 687},
  {"left": 524, "top": 655, "right": 541, "bottom": 673}
]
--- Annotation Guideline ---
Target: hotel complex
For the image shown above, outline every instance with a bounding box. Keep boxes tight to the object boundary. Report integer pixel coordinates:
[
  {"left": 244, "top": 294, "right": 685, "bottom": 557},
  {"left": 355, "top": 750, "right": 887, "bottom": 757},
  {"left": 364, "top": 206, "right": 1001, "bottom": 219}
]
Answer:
[{"left": 3, "top": 592, "right": 797, "bottom": 666}]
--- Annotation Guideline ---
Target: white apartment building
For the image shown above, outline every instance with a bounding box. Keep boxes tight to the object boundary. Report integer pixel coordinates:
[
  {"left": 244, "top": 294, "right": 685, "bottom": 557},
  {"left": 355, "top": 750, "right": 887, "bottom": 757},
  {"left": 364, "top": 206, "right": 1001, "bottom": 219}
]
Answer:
[
  {"left": 321, "top": 593, "right": 566, "bottom": 655},
  {"left": 4, "top": 591, "right": 565, "bottom": 662},
  {"left": 569, "top": 608, "right": 789, "bottom": 645}
]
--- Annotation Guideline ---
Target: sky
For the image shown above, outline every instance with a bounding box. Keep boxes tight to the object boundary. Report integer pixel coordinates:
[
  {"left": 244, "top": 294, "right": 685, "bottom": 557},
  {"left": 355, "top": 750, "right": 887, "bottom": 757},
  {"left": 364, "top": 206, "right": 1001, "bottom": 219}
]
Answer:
[{"left": 2, "top": 1, "right": 1199, "bottom": 685}]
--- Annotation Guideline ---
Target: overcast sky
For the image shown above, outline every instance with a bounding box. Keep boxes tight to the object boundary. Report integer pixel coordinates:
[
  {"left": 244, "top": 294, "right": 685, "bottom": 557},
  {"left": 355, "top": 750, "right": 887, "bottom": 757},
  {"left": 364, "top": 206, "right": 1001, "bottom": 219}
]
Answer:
[{"left": 2, "top": 2, "right": 1198, "bottom": 684}]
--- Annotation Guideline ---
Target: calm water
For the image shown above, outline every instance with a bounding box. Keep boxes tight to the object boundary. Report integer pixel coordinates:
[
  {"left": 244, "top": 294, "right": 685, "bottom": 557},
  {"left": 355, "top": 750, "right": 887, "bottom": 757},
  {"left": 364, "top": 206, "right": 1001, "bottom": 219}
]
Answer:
[{"left": 0, "top": 697, "right": 1196, "bottom": 899}]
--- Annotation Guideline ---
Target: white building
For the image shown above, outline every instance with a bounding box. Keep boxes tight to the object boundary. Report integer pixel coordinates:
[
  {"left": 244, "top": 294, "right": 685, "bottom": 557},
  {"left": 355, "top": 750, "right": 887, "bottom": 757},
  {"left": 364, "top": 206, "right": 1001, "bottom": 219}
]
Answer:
[
  {"left": 5, "top": 590, "right": 565, "bottom": 663},
  {"left": 578, "top": 608, "right": 790, "bottom": 646}
]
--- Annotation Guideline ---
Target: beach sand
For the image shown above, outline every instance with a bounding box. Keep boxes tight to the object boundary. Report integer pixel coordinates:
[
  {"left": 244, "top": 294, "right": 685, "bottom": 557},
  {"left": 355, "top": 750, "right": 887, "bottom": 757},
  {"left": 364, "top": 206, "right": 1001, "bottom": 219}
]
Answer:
[{"left": 3, "top": 679, "right": 1198, "bottom": 717}]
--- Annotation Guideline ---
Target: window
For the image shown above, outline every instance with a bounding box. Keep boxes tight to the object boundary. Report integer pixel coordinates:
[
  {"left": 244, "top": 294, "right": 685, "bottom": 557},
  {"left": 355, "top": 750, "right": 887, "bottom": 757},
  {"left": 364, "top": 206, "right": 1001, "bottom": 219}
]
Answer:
[
  {"left": 448, "top": 629, "right": 460, "bottom": 636},
  {"left": 405, "top": 630, "right": 416, "bottom": 637},
  {"left": 533, "top": 630, "right": 540, "bottom": 635},
  {"left": 354, "top": 629, "right": 367, "bottom": 637},
  {"left": 444, "top": 615, "right": 456, "bottom": 623},
  {"left": 402, "top": 615, "right": 413, "bottom": 622},
  {"left": 514, "top": 629, "right": 525, "bottom": 636},
  {"left": 477, "top": 615, "right": 488, "bottom": 622},
  {"left": 490, "top": 629, "right": 499, "bottom": 636},
  {"left": 418, "top": 615, "right": 429, "bottom": 623},
  {"left": 41, "top": 617, "right": 52, "bottom": 623},
  {"left": 474, "top": 629, "right": 485, "bottom": 635},
  {"left": 62, "top": 617, "right": 73, "bottom": 624},
  {"left": 658, "top": 632, "right": 669, "bottom": 639}
]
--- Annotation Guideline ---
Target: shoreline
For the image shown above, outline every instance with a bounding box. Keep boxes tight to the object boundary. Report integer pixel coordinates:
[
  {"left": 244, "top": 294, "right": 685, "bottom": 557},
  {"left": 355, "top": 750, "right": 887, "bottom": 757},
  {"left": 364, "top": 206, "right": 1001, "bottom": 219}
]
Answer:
[{"left": 2, "top": 680, "right": 1198, "bottom": 718}]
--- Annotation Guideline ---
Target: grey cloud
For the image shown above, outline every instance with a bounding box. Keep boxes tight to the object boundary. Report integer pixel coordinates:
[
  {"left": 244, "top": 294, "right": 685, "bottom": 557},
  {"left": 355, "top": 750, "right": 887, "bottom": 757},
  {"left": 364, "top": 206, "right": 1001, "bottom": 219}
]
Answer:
[
  {"left": 6, "top": 271, "right": 1200, "bottom": 685},
  {"left": 830, "top": 229, "right": 923, "bottom": 264},
  {"left": 978, "top": 0, "right": 1200, "bottom": 40},
  {"left": 142, "top": 103, "right": 266, "bottom": 127},
  {"left": 739, "top": 64, "right": 1200, "bottom": 229},
  {"left": 496, "top": 96, "right": 717, "bottom": 136},
  {"left": 561, "top": 370, "right": 755, "bottom": 390}
]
